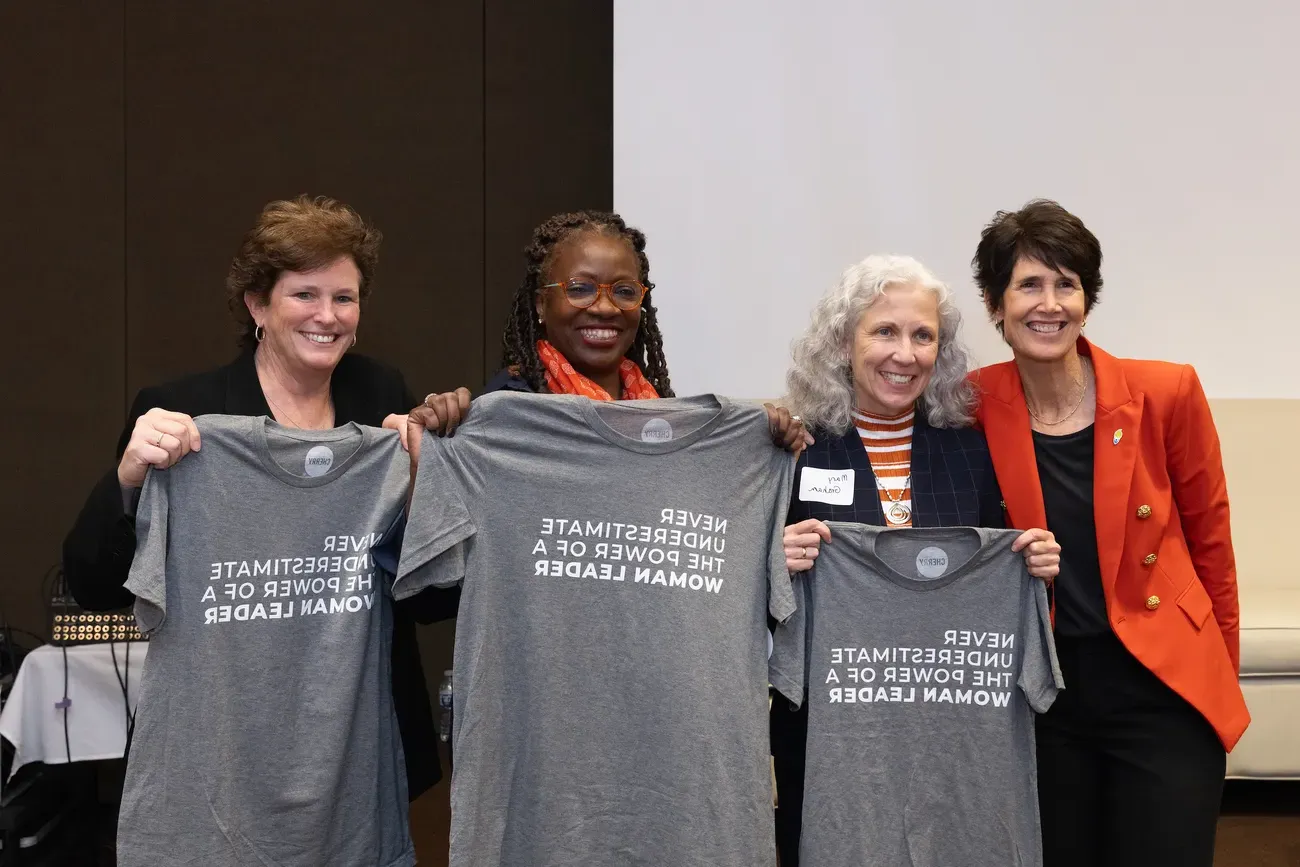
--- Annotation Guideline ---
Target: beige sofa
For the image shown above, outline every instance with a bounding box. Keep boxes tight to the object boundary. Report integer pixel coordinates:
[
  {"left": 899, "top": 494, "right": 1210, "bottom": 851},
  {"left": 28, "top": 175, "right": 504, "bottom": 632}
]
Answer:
[{"left": 1215, "top": 400, "right": 1300, "bottom": 779}]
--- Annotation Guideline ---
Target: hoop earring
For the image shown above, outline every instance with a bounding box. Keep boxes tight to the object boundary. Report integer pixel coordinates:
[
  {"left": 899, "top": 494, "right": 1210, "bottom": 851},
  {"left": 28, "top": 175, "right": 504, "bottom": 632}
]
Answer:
[
  {"left": 254, "top": 324, "right": 265, "bottom": 342},
  {"left": 351, "top": 334, "right": 357, "bottom": 348}
]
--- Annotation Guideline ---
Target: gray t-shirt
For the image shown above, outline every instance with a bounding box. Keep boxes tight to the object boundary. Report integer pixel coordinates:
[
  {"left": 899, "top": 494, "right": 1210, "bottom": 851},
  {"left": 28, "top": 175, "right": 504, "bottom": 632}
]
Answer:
[
  {"left": 398, "top": 392, "right": 797, "bottom": 867},
  {"left": 770, "top": 523, "right": 1062, "bottom": 867},
  {"left": 119, "top": 415, "right": 422, "bottom": 867}
]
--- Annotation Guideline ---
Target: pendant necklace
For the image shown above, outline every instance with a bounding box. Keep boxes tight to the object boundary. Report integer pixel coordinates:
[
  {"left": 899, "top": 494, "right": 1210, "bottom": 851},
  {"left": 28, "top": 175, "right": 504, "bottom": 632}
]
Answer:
[{"left": 879, "top": 473, "right": 913, "bottom": 525}]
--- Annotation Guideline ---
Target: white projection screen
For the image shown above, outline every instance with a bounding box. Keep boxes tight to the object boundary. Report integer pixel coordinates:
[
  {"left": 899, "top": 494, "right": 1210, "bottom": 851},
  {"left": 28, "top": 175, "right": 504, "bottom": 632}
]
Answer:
[{"left": 614, "top": 0, "right": 1300, "bottom": 400}]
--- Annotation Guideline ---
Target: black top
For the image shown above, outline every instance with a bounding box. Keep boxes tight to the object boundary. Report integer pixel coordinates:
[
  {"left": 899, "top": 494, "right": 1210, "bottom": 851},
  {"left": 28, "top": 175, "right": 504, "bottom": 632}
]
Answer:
[
  {"left": 61, "top": 348, "right": 457, "bottom": 798},
  {"left": 1032, "top": 424, "right": 1109, "bottom": 636}
]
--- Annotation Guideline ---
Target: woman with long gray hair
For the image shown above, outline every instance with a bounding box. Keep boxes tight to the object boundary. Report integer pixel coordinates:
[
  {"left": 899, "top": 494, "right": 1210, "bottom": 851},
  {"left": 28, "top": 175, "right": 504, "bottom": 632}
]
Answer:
[{"left": 771, "top": 254, "right": 1060, "bottom": 865}]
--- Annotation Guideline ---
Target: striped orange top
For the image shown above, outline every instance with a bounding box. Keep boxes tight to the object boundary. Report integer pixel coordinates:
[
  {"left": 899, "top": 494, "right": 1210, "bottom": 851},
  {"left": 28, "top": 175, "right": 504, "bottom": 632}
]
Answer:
[{"left": 854, "top": 407, "right": 914, "bottom": 527}]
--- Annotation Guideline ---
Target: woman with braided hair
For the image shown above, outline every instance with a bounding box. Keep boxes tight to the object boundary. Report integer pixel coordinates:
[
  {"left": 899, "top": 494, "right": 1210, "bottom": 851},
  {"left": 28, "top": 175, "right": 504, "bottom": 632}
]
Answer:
[
  {"left": 395, "top": 209, "right": 807, "bottom": 449},
  {"left": 492, "top": 209, "right": 673, "bottom": 399}
]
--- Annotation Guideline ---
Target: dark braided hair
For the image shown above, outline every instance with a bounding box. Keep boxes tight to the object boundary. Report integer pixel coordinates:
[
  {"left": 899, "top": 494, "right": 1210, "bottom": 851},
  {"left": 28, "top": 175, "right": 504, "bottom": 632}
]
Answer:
[{"left": 501, "top": 210, "right": 675, "bottom": 397}]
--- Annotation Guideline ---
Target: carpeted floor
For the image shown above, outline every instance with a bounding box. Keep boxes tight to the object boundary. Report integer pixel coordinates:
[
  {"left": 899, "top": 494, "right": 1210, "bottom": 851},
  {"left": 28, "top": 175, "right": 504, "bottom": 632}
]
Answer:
[
  {"left": 1217, "top": 781, "right": 1300, "bottom": 866},
  {"left": 410, "top": 780, "right": 452, "bottom": 866},
  {"left": 411, "top": 780, "right": 1300, "bottom": 866},
  {"left": 70, "top": 757, "right": 1300, "bottom": 865}
]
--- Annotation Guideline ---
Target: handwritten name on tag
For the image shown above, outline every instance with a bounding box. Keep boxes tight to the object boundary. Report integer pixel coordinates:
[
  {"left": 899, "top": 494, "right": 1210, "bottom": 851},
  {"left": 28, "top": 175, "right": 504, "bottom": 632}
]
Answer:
[{"left": 798, "top": 467, "right": 854, "bottom": 505}]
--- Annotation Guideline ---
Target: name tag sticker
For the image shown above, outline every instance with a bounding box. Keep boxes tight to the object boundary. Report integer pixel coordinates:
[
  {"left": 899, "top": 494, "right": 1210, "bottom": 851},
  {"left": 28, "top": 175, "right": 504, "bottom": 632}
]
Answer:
[{"left": 797, "top": 467, "right": 854, "bottom": 505}]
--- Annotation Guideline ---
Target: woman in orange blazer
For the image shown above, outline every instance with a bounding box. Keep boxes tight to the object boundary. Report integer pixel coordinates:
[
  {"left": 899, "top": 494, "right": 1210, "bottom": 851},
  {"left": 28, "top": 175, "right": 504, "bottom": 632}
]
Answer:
[{"left": 968, "top": 199, "right": 1248, "bottom": 867}]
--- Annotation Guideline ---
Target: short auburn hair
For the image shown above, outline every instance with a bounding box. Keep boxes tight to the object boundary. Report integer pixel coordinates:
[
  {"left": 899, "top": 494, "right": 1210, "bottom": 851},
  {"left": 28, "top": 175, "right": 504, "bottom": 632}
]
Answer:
[
  {"left": 972, "top": 199, "right": 1103, "bottom": 329},
  {"left": 226, "top": 195, "right": 382, "bottom": 347}
]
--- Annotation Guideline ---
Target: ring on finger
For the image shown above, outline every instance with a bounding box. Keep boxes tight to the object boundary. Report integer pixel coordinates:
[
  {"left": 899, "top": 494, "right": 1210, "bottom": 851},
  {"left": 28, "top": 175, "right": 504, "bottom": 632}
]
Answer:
[
  {"left": 423, "top": 393, "right": 437, "bottom": 408},
  {"left": 155, "top": 431, "right": 166, "bottom": 446},
  {"left": 800, "top": 546, "right": 808, "bottom": 559}
]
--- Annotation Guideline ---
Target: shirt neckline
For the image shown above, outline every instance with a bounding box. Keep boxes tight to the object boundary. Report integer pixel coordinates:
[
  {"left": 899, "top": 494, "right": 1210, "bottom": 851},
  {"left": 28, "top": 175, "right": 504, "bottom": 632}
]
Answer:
[
  {"left": 254, "top": 417, "right": 370, "bottom": 488},
  {"left": 853, "top": 407, "right": 915, "bottom": 425},
  {"left": 829, "top": 524, "right": 999, "bottom": 592},
  {"left": 576, "top": 394, "right": 730, "bottom": 454},
  {"left": 1032, "top": 423, "right": 1095, "bottom": 443}
]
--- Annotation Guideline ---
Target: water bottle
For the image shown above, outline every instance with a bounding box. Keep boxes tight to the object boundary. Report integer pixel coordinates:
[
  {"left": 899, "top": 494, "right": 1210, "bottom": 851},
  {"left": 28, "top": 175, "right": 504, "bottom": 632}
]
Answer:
[{"left": 437, "top": 670, "right": 453, "bottom": 742}]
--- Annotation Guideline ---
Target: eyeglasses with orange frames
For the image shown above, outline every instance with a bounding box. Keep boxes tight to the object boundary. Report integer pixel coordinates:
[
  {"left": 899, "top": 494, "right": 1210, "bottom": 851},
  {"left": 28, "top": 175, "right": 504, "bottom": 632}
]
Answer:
[{"left": 541, "top": 278, "right": 648, "bottom": 311}]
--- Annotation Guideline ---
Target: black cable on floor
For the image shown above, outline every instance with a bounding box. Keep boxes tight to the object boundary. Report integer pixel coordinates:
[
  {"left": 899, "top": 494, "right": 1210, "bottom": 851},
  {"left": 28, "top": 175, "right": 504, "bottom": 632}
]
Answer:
[
  {"left": 110, "top": 639, "right": 136, "bottom": 746},
  {"left": 60, "top": 643, "right": 72, "bottom": 764}
]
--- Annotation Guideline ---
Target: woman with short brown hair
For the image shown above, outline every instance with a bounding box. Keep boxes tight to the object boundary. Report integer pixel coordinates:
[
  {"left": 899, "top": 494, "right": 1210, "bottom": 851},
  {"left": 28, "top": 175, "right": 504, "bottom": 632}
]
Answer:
[
  {"left": 62, "top": 194, "right": 450, "bottom": 810},
  {"left": 969, "top": 198, "right": 1247, "bottom": 867},
  {"left": 225, "top": 194, "right": 383, "bottom": 346}
]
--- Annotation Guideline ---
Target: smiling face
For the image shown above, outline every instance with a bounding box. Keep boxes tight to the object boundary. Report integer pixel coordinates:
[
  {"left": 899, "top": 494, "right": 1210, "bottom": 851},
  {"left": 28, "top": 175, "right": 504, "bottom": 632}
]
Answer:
[
  {"left": 994, "top": 257, "right": 1087, "bottom": 363},
  {"left": 850, "top": 282, "right": 940, "bottom": 417},
  {"left": 246, "top": 256, "right": 360, "bottom": 375},
  {"left": 535, "top": 230, "right": 643, "bottom": 379}
]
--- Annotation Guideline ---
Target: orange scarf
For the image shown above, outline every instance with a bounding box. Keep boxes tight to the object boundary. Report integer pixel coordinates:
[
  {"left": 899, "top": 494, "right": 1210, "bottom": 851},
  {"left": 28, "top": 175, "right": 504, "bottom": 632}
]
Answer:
[{"left": 536, "top": 340, "right": 659, "bottom": 401}]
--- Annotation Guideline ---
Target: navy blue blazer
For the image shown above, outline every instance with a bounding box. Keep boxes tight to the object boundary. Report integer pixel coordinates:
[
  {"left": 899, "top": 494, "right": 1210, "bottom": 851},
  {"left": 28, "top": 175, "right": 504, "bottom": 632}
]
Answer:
[
  {"left": 787, "top": 410, "right": 1005, "bottom": 529},
  {"left": 773, "top": 410, "right": 1005, "bottom": 866}
]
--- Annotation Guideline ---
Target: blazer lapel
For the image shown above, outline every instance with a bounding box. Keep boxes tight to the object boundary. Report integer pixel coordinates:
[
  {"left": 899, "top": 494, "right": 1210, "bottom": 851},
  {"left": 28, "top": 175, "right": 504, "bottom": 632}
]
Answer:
[
  {"left": 910, "top": 414, "right": 937, "bottom": 529},
  {"left": 840, "top": 425, "right": 886, "bottom": 524},
  {"left": 979, "top": 368, "right": 1048, "bottom": 530},
  {"left": 328, "top": 357, "right": 369, "bottom": 425},
  {"left": 1085, "top": 341, "right": 1143, "bottom": 597},
  {"left": 225, "top": 348, "right": 273, "bottom": 417}
]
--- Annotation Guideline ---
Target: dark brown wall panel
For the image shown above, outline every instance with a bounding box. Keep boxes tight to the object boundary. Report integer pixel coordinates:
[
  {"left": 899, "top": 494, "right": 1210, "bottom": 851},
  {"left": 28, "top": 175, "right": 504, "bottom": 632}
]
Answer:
[
  {"left": 0, "top": 3, "right": 125, "bottom": 637},
  {"left": 2, "top": 3, "right": 611, "bottom": 857},
  {"left": 482, "top": 0, "right": 614, "bottom": 377},
  {"left": 123, "top": 1, "right": 485, "bottom": 399}
]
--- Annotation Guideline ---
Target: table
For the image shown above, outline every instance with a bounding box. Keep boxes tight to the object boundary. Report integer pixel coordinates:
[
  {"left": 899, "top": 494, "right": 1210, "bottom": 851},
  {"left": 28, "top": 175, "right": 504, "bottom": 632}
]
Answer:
[{"left": 0, "top": 643, "right": 147, "bottom": 785}]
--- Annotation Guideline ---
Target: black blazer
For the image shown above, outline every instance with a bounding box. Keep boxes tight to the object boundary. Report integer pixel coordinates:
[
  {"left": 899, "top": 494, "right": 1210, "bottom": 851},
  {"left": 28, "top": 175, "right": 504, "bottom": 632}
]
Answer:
[
  {"left": 61, "top": 348, "right": 454, "bottom": 798},
  {"left": 772, "top": 411, "right": 1005, "bottom": 866},
  {"left": 482, "top": 367, "right": 534, "bottom": 395}
]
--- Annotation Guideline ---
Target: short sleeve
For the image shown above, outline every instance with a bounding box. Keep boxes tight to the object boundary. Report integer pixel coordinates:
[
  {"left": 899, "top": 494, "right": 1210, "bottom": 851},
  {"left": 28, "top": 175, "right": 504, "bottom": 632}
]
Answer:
[
  {"left": 767, "top": 454, "right": 798, "bottom": 623},
  {"left": 768, "top": 573, "right": 807, "bottom": 707},
  {"left": 124, "top": 467, "right": 169, "bottom": 634},
  {"left": 369, "top": 509, "right": 408, "bottom": 580},
  {"left": 1018, "top": 577, "right": 1064, "bottom": 713},
  {"left": 394, "top": 430, "right": 478, "bottom": 598}
]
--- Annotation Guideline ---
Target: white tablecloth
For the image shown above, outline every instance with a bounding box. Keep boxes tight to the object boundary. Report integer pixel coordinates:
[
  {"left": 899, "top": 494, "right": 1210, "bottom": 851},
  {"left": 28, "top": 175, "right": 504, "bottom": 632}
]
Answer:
[{"left": 0, "top": 642, "right": 147, "bottom": 782}]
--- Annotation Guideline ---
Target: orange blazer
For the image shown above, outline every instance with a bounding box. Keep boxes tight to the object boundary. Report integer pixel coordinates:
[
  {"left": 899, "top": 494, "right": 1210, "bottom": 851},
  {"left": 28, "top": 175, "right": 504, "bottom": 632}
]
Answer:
[{"left": 970, "top": 338, "right": 1249, "bottom": 751}]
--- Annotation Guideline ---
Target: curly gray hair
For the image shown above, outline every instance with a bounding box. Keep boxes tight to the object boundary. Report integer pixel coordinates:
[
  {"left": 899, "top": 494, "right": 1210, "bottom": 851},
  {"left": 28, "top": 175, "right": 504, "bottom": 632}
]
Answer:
[{"left": 784, "top": 254, "right": 975, "bottom": 435}]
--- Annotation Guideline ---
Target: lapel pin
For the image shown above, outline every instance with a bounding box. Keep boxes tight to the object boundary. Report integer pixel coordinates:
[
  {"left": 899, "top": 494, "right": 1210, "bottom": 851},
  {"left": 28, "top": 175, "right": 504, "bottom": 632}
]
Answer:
[{"left": 1113, "top": 428, "right": 1123, "bottom": 445}]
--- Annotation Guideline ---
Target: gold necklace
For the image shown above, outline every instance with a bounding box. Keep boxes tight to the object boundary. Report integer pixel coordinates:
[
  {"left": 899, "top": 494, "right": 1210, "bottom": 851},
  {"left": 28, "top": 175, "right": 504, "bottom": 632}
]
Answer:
[
  {"left": 264, "top": 392, "right": 306, "bottom": 429},
  {"left": 256, "top": 353, "right": 333, "bottom": 430},
  {"left": 265, "top": 392, "right": 335, "bottom": 429},
  {"left": 1026, "top": 359, "right": 1091, "bottom": 426}
]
